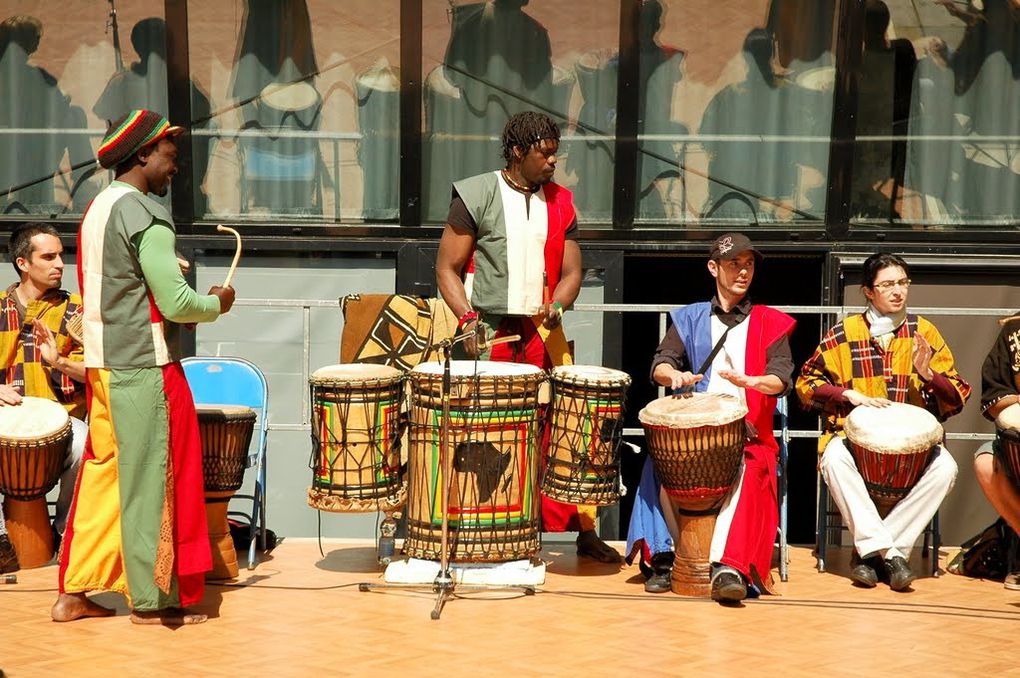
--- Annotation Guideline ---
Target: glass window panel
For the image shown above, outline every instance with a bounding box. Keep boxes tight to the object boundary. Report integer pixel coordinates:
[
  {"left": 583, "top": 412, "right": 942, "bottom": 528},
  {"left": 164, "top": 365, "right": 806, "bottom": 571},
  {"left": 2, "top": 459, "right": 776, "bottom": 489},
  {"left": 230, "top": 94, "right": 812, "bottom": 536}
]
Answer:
[
  {"left": 190, "top": 0, "right": 400, "bottom": 223},
  {"left": 421, "top": 0, "right": 620, "bottom": 225},
  {"left": 0, "top": 4, "right": 161, "bottom": 218},
  {"left": 854, "top": 0, "right": 1020, "bottom": 228},
  {"left": 636, "top": 0, "right": 836, "bottom": 228}
]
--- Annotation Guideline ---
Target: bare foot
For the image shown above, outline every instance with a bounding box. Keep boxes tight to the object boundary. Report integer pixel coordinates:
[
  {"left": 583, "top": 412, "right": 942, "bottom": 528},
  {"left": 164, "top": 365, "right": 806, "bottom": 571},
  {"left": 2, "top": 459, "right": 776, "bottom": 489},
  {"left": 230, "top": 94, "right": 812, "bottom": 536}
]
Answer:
[
  {"left": 51, "top": 592, "right": 116, "bottom": 622},
  {"left": 130, "top": 607, "right": 208, "bottom": 626},
  {"left": 576, "top": 529, "right": 623, "bottom": 564}
]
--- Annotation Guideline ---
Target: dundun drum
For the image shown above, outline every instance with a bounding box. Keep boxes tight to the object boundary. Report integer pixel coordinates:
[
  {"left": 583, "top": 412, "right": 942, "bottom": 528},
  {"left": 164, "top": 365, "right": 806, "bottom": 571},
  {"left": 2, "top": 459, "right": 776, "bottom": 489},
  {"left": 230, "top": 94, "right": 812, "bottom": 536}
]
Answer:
[
  {"left": 197, "top": 405, "right": 256, "bottom": 580},
  {"left": 844, "top": 402, "right": 943, "bottom": 517},
  {"left": 405, "top": 360, "right": 545, "bottom": 562},
  {"left": 995, "top": 403, "right": 1020, "bottom": 483},
  {"left": 306, "top": 364, "right": 406, "bottom": 513},
  {"left": 639, "top": 393, "right": 747, "bottom": 597},
  {"left": 543, "top": 365, "right": 631, "bottom": 506},
  {"left": 0, "top": 397, "right": 71, "bottom": 568}
]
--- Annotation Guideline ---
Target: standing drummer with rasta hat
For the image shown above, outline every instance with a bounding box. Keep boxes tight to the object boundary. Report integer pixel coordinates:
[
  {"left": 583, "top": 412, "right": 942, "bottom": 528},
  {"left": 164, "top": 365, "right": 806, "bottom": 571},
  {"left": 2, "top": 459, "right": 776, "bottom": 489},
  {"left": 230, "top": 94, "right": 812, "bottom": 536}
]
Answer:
[
  {"left": 52, "top": 110, "right": 236, "bottom": 625},
  {"left": 627, "top": 233, "right": 795, "bottom": 603}
]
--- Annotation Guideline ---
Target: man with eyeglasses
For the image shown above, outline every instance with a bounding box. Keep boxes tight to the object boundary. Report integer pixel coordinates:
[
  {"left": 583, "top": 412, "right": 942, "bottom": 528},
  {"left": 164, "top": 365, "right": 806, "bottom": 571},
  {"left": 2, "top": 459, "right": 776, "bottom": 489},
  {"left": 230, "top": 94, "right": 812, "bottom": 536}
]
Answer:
[
  {"left": 627, "top": 233, "right": 796, "bottom": 603},
  {"left": 796, "top": 252, "right": 969, "bottom": 591}
]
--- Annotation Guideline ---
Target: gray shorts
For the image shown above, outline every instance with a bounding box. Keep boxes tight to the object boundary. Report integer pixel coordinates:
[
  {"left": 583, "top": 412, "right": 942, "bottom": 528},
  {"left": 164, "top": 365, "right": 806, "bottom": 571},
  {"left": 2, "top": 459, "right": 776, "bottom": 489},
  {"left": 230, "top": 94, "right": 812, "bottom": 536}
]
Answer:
[{"left": 975, "top": 440, "right": 995, "bottom": 459}]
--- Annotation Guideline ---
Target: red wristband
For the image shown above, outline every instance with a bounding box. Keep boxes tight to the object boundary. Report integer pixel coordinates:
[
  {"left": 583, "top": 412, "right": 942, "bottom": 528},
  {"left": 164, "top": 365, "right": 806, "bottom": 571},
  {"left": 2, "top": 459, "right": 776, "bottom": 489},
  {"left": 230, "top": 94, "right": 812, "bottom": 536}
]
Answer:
[{"left": 457, "top": 310, "right": 478, "bottom": 330}]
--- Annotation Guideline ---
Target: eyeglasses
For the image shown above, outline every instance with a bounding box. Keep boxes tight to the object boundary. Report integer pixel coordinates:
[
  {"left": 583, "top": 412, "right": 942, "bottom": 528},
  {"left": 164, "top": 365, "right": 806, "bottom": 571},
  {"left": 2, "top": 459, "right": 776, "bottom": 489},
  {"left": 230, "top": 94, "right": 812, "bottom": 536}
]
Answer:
[{"left": 872, "top": 278, "right": 911, "bottom": 291}]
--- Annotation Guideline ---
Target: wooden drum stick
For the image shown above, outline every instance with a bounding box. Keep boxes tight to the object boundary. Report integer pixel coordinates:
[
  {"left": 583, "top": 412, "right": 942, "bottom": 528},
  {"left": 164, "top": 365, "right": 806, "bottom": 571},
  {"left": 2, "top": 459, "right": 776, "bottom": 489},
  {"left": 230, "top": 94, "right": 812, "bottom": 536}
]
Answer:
[{"left": 217, "top": 225, "right": 242, "bottom": 288}]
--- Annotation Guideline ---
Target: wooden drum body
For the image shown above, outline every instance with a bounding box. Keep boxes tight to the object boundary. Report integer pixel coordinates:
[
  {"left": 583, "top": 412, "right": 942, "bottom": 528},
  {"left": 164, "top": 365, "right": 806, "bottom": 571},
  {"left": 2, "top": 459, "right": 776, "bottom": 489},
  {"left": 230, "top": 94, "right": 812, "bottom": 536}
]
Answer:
[
  {"left": 197, "top": 405, "right": 256, "bottom": 580},
  {"left": 639, "top": 393, "right": 747, "bottom": 597},
  {"left": 0, "top": 397, "right": 71, "bottom": 568},
  {"left": 306, "top": 364, "right": 406, "bottom": 513},
  {"left": 844, "top": 402, "right": 942, "bottom": 517},
  {"left": 543, "top": 365, "right": 631, "bottom": 506},
  {"left": 405, "top": 360, "right": 545, "bottom": 563}
]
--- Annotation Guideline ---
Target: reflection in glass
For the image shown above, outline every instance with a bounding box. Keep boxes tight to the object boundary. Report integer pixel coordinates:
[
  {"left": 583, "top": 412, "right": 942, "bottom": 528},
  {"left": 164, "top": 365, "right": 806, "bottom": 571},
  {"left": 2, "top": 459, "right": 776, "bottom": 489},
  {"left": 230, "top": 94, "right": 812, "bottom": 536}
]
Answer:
[
  {"left": 849, "top": 1, "right": 916, "bottom": 221},
  {"left": 694, "top": 0, "right": 834, "bottom": 225},
  {"left": 425, "top": 0, "right": 563, "bottom": 222},
  {"left": 93, "top": 17, "right": 213, "bottom": 214},
  {"left": 901, "top": 0, "right": 1020, "bottom": 225},
  {"left": 0, "top": 15, "right": 95, "bottom": 216},
  {"left": 228, "top": 0, "right": 323, "bottom": 217},
  {"left": 423, "top": 1, "right": 611, "bottom": 224}
]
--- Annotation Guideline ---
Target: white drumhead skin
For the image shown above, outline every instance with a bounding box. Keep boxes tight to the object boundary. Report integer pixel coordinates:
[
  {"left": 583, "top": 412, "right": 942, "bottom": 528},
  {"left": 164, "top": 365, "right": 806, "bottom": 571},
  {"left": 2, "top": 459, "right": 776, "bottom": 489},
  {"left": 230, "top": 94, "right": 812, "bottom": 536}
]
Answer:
[
  {"left": 412, "top": 360, "right": 542, "bottom": 377},
  {"left": 844, "top": 402, "right": 943, "bottom": 454},
  {"left": 638, "top": 392, "right": 747, "bottom": 428},
  {"left": 552, "top": 364, "right": 630, "bottom": 385},
  {"left": 195, "top": 404, "right": 256, "bottom": 417},
  {"left": 311, "top": 363, "right": 402, "bottom": 382},
  {"left": 996, "top": 402, "right": 1020, "bottom": 431},
  {"left": 0, "top": 396, "right": 70, "bottom": 439}
]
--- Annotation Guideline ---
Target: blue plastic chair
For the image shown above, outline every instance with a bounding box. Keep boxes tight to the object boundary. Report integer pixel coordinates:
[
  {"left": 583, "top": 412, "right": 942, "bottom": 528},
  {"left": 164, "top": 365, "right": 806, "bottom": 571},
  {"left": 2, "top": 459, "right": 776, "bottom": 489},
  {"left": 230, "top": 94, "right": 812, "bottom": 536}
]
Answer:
[
  {"left": 774, "top": 396, "right": 790, "bottom": 582},
  {"left": 182, "top": 356, "right": 270, "bottom": 570}
]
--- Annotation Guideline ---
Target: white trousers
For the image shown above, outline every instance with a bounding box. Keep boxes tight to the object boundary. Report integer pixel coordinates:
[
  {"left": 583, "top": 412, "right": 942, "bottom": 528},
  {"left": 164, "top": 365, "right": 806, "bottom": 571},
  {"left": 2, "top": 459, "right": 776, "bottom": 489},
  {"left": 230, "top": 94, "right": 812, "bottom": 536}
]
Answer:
[
  {"left": 0, "top": 416, "right": 85, "bottom": 537},
  {"left": 820, "top": 435, "right": 957, "bottom": 560}
]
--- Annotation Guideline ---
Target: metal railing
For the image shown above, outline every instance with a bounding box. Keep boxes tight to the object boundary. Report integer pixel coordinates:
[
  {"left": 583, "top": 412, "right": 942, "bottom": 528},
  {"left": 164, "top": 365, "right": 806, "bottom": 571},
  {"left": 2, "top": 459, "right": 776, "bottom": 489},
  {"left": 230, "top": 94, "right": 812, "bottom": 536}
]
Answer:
[{"left": 216, "top": 298, "right": 1007, "bottom": 443}]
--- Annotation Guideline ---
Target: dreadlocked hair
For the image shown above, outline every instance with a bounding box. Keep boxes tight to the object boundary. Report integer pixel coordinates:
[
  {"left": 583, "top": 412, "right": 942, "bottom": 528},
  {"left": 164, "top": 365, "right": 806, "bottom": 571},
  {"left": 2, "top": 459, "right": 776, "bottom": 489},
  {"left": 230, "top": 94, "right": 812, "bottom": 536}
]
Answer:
[{"left": 501, "top": 111, "right": 560, "bottom": 162}]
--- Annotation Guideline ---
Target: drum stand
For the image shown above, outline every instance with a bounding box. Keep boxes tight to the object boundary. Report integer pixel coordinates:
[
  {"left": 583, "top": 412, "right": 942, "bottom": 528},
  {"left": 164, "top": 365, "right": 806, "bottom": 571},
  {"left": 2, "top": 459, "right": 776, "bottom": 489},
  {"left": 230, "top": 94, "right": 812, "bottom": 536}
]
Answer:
[{"left": 359, "top": 328, "right": 536, "bottom": 620}]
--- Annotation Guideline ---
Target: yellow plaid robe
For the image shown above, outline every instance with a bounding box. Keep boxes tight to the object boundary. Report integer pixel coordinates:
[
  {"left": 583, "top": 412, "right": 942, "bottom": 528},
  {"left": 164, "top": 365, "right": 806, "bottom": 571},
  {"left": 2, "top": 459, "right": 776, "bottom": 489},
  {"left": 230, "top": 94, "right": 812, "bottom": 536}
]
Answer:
[
  {"left": 795, "top": 313, "right": 970, "bottom": 453},
  {"left": 0, "top": 286, "right": 85, "bottom": 419}
]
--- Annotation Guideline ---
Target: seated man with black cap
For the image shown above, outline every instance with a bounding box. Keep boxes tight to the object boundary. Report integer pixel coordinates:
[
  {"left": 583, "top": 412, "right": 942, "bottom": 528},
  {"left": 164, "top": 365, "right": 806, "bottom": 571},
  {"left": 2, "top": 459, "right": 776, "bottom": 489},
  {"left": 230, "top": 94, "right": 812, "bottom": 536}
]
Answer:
[{"left": 627, "top": 233, "right": 796, "bottom": 603}]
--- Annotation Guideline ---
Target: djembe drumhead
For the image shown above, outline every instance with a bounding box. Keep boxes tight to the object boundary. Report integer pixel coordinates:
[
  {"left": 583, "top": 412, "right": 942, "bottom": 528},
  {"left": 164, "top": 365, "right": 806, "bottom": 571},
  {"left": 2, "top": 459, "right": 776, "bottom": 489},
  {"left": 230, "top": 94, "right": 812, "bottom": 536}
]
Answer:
[{"left": 845, "top": 402, "right": 943, "bottom": 516}]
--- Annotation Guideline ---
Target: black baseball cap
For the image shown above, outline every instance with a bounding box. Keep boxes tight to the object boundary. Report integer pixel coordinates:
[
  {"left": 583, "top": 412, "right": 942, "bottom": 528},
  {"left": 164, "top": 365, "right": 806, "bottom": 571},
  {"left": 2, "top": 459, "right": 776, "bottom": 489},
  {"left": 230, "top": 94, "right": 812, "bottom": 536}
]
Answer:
[{"left": 709, "top": 232, "right": 762, "bottom": 262}]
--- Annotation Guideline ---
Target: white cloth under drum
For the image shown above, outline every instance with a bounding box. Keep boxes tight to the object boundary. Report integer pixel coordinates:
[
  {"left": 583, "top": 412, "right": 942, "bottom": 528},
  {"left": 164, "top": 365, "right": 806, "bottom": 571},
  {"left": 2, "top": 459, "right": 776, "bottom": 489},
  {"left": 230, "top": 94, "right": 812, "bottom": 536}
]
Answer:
[
  {"left": 820, "top": 435, "right": 957, "bottom": 560},
  {"left": 384, "top": 557, "right": 546, "bottom": 586}
]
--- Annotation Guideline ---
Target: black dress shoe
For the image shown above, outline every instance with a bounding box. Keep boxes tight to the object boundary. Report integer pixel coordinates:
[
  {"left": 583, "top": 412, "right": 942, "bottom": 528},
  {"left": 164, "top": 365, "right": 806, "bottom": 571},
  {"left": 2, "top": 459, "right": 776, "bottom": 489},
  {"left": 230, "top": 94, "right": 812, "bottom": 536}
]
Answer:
[
  {"left": 0, "top": 534, "right": 19, "bottom": 574},
  {"left": 644, "top": 572, "right": 671, "bottom": 593},
  {"left": 849, "top": 552, "right": 879, "bottom": 588},
  {"left": 884, "top": 556, "right": 916, "bottom": 591},
  {"left": 644, "top": 552, "right": 674, "bottom": 593},
  {"left": 711, "top": 569, "right": 747, "bottom": 602}
]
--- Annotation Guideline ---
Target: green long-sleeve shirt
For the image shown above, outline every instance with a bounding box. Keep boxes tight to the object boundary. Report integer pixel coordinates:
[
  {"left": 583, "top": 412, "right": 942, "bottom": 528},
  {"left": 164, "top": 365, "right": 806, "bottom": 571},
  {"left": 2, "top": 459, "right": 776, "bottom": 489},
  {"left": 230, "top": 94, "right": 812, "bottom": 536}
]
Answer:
[{"left": 133, "top": 223, "right": 221, "bottom": 324}]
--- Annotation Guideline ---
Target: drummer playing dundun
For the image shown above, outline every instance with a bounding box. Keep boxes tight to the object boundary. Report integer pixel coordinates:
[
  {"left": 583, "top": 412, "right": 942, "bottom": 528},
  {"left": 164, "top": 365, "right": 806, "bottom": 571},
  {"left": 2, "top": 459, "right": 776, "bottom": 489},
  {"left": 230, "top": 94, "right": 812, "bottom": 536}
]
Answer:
[
  {"left": 0, "top": 223, "right": 88, "bottom": 574},
  {"left": 627, "top": 233, "right": 796, "bottom": 603},
  {"left": 796, "top": 253, "right": 970, "bottom": 591},
  {"left": 435, "top": 111, "right": 621, "bottom": 564}
]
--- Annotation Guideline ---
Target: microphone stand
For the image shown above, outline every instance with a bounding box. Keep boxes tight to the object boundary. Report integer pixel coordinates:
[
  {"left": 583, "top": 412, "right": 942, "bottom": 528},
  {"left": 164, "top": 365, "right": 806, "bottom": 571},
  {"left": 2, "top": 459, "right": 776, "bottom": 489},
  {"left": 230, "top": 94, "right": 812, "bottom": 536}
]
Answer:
[{"left": 359, "top": 327, "right": 535, "bottom": 620}]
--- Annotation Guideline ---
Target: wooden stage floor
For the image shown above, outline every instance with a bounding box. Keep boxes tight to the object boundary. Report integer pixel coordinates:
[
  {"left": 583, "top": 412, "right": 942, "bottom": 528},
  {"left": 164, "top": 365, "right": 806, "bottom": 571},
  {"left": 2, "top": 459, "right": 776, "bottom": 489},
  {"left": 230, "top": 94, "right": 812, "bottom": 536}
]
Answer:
[{"left": 3, "top": 541, "right": 1019, "bottom": 677}]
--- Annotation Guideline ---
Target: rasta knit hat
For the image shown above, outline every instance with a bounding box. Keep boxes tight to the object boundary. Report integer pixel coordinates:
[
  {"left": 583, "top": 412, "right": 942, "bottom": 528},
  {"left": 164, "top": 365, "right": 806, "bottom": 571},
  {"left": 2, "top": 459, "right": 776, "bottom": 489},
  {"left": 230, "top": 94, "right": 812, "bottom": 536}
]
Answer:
[{"left": 97, "top": 109, "right": 184, "bottom": 169}]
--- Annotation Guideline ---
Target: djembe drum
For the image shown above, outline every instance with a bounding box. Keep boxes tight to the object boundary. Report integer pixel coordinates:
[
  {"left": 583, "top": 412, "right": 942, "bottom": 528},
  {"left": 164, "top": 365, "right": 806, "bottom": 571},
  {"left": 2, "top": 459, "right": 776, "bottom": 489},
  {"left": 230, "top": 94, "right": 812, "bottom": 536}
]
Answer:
[
  {"left": 639, "top": 392, "right": 747, "bottom": 596},
  {"left": 0, "top": 397, "right": 71, "bottom": 568},
  {"left": 844, "top": 402, "right": 943, "bottom": 517},
  {"left": 994, "top": 403, "right": 1020, "bottom": 482},
  {"left": 197, "top": 405, "right": 256, "bottom": 580},
  {"left": 306, "top": 364, "right": 406, "bottom": 513},
  {"left": 543, "top": 365, "right": 631, "bottom": 506},
  {"left": 405, "top": 360, "right": 546, "bottom": 562}
]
